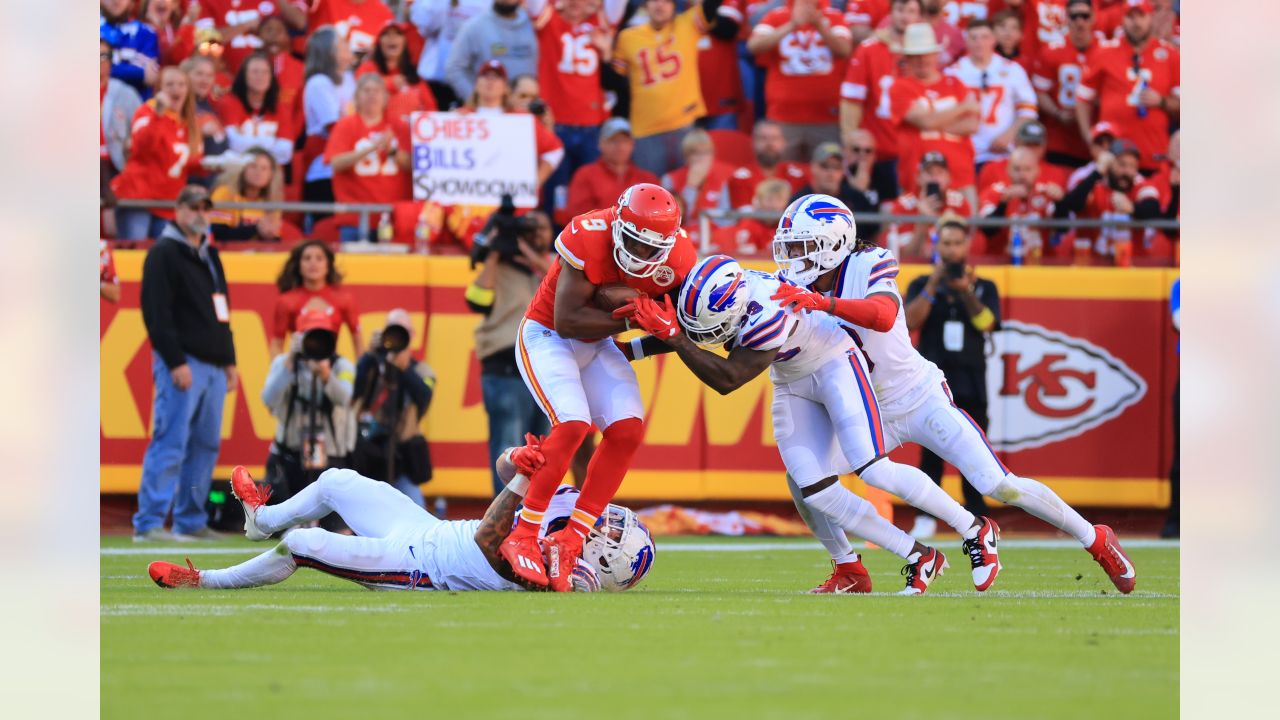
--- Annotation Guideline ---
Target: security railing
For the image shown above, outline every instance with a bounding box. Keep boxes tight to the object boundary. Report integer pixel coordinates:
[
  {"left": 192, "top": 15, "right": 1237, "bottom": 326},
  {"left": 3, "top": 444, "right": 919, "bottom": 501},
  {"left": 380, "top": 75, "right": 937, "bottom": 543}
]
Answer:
[{"left": 110, "top": 199, "right": 396, "bottom": 243}]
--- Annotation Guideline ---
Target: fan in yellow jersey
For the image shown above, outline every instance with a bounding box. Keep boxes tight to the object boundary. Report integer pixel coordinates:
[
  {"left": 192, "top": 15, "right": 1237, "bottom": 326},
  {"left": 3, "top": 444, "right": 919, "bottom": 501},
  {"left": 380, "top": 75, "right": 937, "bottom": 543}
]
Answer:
[{"left": 612, "top": 0, "right": 725, "bottom": 177}]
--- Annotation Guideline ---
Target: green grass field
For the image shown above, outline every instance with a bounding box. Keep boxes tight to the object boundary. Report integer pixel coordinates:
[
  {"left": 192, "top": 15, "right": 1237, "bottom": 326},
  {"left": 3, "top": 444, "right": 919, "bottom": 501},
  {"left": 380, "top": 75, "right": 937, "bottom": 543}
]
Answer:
[{"left": 102, "top": 535, "right": 1178, "bottom": 719}]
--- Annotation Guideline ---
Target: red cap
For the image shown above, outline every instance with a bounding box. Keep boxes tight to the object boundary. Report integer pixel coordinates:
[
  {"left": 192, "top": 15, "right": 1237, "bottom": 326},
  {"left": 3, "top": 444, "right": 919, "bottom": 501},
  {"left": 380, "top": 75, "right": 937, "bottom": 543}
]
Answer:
[
  {"left": 297, "top": 308, "right": 338, "bottom": 334},
  {"left": 377, "top": 19, "right": 410, "bottom": 36},
  {"left": 1125, "top": 0, "right": 1154, "bottom": 14},
  {"left": 1090, "top": 121, "right": 1118, "bottom": 141},
  {"left": 477, "top": 59, "right": 507, "bottom": 80}
]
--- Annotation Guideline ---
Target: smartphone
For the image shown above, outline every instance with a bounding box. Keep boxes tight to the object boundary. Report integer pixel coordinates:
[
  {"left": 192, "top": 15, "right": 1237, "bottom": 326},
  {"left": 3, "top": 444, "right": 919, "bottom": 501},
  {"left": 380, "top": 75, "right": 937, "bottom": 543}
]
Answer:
[
  {"left": 945, "top": 261, "right": 966, "bottom": 279},
  {"left": 925, "top": 181, "right": 942, "bottom": 200}
]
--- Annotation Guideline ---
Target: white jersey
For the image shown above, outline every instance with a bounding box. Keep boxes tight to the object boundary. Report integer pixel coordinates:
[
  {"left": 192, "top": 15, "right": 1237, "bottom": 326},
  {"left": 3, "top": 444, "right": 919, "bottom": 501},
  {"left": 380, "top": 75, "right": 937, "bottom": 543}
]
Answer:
[
  {"left": 945, "top": 55, "right": 1037, "bottom": 163},
  {"left": 821, "top": 247, "right": 943, "bottom": 413},
  {"left": 732, "top": 270, "right": 853, "bottom": 385},
  {"left": 410, "top": 485, "right": 582, "bottom": 592}
]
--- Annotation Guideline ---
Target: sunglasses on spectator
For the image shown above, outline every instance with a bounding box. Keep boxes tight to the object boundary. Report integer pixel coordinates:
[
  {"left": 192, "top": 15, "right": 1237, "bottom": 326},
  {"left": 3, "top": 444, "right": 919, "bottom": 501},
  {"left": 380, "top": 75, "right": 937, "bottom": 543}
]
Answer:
[
  {"left": 100, "top": 52, "right": 112, "bottom": 61},
  {"left": 847, "top": 146, "right": 875, "bottom": 154},
  {"left": 1069, "top": 12, "right": 1092, "bottom": 20}
]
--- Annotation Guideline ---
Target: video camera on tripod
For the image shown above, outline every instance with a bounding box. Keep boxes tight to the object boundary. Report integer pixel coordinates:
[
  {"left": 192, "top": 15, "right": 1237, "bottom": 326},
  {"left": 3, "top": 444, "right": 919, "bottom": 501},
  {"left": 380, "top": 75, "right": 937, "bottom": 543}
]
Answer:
[{"left": 468, "top": 193, "right": 541, "bottom": 271}]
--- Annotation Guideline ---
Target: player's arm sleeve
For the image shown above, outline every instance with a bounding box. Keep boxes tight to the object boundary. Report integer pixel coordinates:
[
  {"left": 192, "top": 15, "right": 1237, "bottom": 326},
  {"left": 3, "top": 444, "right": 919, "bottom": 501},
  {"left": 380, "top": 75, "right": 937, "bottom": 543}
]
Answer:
[{"left": 552, "top": 226, "right": 589, "bottom": 274}]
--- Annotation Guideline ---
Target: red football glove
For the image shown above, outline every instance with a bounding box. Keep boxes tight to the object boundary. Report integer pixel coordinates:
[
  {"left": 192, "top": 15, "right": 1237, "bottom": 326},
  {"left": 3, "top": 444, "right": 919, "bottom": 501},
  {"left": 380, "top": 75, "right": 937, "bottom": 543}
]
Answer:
[
  {"left": 509, "top": 433, "right": 546, "bottom": 476},
  {"left": 771, "top": 283, "right": 833, "bottom": 314},
  {"left": 611, "top": 302, "right": 639, "bottom": 320},
  {"left": 631, "top": 295, "right": 681, "bottom": 340}
]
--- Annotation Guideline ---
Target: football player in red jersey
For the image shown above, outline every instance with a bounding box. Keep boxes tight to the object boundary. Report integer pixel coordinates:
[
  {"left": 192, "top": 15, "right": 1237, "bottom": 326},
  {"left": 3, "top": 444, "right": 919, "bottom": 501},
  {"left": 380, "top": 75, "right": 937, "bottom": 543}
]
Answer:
[{"left": 502, "top": 184, "right": 696, "bottom": 591}]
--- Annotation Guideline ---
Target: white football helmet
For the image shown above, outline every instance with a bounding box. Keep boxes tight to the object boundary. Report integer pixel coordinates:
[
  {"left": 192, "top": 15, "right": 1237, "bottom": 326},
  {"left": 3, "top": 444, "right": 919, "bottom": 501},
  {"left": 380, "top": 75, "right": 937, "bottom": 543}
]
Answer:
[
  {"left": 676, "top": 254, "right": 750, "bottom": 347},
  {"left": 772, "top": 194, "right": 857, "bottom": 286},
  {"left": 582, "top": 504, "right": 656, "bottom": 592}
]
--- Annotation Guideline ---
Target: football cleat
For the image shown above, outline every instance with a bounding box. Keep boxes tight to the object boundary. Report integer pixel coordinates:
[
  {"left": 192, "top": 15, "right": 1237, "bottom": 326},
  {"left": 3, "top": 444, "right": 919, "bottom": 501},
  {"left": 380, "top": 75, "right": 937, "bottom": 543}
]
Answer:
[
  {"left": 898, "top": 547, "right": 948, "bottom": 596},
  {"left": 499, "top": 529, "right": 549, "bottom": 588},
  {"left": 542, "top": 527, "right": 586, "bottom": 593},
  {"left": 230, "top": 465, "right": 272, "bottom": 541},
  {"left": 961, "top": 517, "right": 1002, "bottom": 592},
  {"left": 1087, "top": 524, "right": 1136, "bottom": 594},
  {"left": 148, "top": 558, "right": 201, "bottom": 589},
  {"left": 809, "top": 559, "right": 872, "bottom": 594}
]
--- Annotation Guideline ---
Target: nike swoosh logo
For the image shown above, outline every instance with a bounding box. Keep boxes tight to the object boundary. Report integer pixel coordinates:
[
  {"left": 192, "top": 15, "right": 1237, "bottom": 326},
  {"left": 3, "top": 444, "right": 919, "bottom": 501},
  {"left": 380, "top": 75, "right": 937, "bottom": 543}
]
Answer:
[
  {"left": 1116, "top": 547, "right": 1135, "bottom": 579},
  {"left": 835, "top": 583, "right": 858, "bottom": 593},
  {"left": 408, "top": 546, "right": 415, "bottom": 558},
  {"left": 983, "top": 534, "right": 998, "bottom": 554},
  {"left": 656, "top": 317, "right": 672, "bottom": 326},
  {"left": 922, "top": 564, "right": 934, "bottom": 580}
]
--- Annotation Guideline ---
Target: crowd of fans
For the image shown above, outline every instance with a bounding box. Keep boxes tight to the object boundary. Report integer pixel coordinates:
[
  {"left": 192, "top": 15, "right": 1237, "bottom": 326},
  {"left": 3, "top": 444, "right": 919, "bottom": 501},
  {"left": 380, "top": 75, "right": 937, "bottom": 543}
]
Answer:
[{"left": 101, "top": 0, "right": 1180, "bottom": 265}]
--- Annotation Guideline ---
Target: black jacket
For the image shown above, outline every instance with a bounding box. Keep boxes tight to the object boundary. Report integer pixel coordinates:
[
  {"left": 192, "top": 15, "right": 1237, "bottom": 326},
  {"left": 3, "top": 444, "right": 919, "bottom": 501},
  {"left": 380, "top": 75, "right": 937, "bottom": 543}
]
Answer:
[
  {"left": 905, "top": 275, "right": 1001, "bottom": 400},
  {"left": 140, "top": 224, "right": 236, "bottom": 369}
]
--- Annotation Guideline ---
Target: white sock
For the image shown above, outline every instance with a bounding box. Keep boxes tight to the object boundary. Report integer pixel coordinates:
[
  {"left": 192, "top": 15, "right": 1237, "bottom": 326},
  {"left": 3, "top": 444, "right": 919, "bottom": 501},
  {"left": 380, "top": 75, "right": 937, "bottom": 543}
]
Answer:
[
  {"left": 199, "top": 544, "right": 296, "bottom": 589},
  {"left": 255, "top": 477, "right": 336, "bottom": 535},
  {"left": 862, "top": 460, "right": 976, "bottom": 535},
  {"left": 805, "top": 484, "right": 916, "bottom": 559},
  {"left": 786, "top": 474, "right": 858, "bottom": 563},
  {"left": 994, "top": 475, "right": 1096, "bottom": 546}
]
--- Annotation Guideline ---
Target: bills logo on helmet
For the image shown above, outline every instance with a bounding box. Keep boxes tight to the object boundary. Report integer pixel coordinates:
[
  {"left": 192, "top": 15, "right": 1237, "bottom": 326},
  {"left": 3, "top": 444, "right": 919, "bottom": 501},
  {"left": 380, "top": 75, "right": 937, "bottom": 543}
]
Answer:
[
  {"left": 801, "top": 199, "right": 854, "bottom": 228},
  {"left": 986, "top": 321, "right": 1147, "bottom": 451},
  {"left": 706, "top": 272, "right": 745, "bottom": 312}
]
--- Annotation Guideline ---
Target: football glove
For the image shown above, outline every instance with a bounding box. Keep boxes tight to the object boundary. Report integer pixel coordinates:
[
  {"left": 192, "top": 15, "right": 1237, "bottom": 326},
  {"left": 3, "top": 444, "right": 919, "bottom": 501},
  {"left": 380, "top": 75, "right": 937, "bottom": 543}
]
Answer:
[
  {"left": 509, "top": 433, "right": 546, "bottom": 476},
  {"left": 630, "top": 296, "right": 681, "bottom": 340},
  {"left": 771, "top": 283, "right": 833, "bottom": 314}
]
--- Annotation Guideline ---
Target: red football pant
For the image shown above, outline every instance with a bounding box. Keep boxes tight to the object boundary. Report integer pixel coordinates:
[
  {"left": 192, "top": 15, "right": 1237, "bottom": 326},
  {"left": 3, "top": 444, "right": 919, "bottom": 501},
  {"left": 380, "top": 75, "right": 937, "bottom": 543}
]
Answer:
[
  {"left": 514, "top": 420, "right": 592, "bottom": 534},
  {"left": 567, "top": 417, "right": 645, "bottom": 537}
]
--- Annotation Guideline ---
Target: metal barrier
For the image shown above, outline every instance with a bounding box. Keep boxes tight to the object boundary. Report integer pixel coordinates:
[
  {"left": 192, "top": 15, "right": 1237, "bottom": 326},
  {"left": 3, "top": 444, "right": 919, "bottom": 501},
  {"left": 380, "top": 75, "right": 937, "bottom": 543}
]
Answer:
[{"left": 110, "top": 199, "right": 396, "bottom": 243}]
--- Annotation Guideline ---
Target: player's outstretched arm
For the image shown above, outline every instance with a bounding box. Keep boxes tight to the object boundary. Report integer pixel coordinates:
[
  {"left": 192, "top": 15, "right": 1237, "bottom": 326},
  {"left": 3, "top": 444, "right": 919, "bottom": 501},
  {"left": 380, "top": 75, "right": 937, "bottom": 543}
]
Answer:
[
  {"left": 553, "top": 262, "right": 629, "bottom": 339},
  {"left": 474, "top": 487, "right": 545, "bottom": 590},
  {"left": 668, "top": 336, "right": 775, "bottom": 395}
]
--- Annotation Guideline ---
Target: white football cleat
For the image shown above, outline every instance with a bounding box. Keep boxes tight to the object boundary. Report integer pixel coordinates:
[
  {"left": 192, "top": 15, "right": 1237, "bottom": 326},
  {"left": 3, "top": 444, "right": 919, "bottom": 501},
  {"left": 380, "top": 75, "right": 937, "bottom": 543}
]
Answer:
[
  {"left": 961, "top": 517, "right": 1002, "bottom": 591},
  {"left": 898, "top": 547, "right": 948, "bottom": 596}
]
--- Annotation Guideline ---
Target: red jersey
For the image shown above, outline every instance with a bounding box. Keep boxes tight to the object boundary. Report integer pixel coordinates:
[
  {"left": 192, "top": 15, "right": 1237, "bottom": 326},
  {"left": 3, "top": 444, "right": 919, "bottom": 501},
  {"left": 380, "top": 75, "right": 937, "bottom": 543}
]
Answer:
[
  {"left": 215, "top": 94, "right": 296, "bottom": 148},
  {"left": 841, "top": 37, "right": 904, "bottom": 160},
  {"left": 753, "top": 6, "right": 852, "bottom": 124},
  {"left": 1019, "top": 1, "right": 1069, "bottom": 65},
  {"left": 309, "top": 0, "right": 395, "bottom": 54},
  {"left": 662, "top": 160, "right": 737, "bottom": 225},
  {"left": 977, "top": 180, "right": 1061, "bottom": 256},
  {"left": 110, "top": 102, "right": 203, "bottom": 219},
  {"left": 273, "top": 285, "right": 361, "bottom": 343},
  {"left": 711, "top": 218, "right": 774, "bottom": 258},
  {"left": 197, "top": 0, "right": 306, "bottom": 74},
  {"left": 727, "top": 161, "right": 810, "bottom": 209},
  {"left": 271, "top": 51, "right": 306, "bottom": 145},
  {"left": 355, "top": 59, "right": 421, "bottom": 98},
  {"left": 698, "top": 0, "right": 746, "bottom": 119},
  {"left": 526, "top": 208, "right": 698, "bottom": 338},
  {"left": 890, "top": 74, "right": 978, "bottom": 190},
  {"left": 940, "top": 0, "right": 996, "bottom": 29},
  {"left": 385, "top": 83, "right": 439, "bottom": 125},
  {"left": 1032, "top": 38, "right": 1100, "bottom": 162},
  {"left": 324, "top": 114, "right": 411, "bottom": 210},
  {"left": 100, "top": 240, "right": 118, "bottom": 285},
  {"left": 1071, "top": 173, "right": 1165, "bottom": 259},
  {"left": 844, "top": 0, "right": 889, "bottom": 28},
  {"left": 534, "top": 6, "right": 610, "bottom": 126},
  {"left": 560, "top": 162, "right": 661, "bottom": 226},
  {"left": 883, "top": 190, "right": 971, "bottom": 259},
  {"left": 154, "top": 23, "right": 195, "bottom": 67},
  {"left": 1077, "top": 36, "right": 1179, "bottom": 169},
  {"left": 976, "top": 157, "right": 1069, "bottom": 193}
]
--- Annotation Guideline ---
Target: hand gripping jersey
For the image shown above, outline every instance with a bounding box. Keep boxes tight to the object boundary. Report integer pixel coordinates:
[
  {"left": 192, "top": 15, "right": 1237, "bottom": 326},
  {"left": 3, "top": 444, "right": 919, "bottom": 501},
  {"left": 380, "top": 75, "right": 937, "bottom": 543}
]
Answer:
[
  {"left": 814, "top": 246, "right": 943, "bottom": 412},
  {"left": 731, "top": 270, "right": 852, "bottom": 385},
  {"left": 411, "top": 485, "right": 586, "bottom": 591},
  {"left": 525, "top": 208, "right": 697, "bottom": 337}
]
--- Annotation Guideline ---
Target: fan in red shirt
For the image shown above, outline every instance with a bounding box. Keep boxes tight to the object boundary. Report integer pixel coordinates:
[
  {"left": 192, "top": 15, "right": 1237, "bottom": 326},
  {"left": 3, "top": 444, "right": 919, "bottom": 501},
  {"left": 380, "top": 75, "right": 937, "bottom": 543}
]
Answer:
[
  {"left": 215, "top": 51, "right": 297, "bottom": 167},
  {"left": 661, "top": 129, "right": 736, "bottom": 227},
  {"left": 561, "top": 118, "right": 660, "bottom": 224},
  {"left": 1075, "top": 0, "right": 1179, "bottom": 172},
  {"left": 882, "top": 150, "right": 971, "bottom": 259},
  {"left": 1031, "top": 0, "right": 1102, "bottom": 167},
  {"left": 530, "top": 0, "right": 619, "bottom": 130},
  {"left": 975, "top": 120, "right": 1069, "bottom": 192},
  {"left": 712, "top": 177, "right": 793, "bottom": 257},
  {"left": 1017, "top": 0, "right": 1068, "bottom": 66},
  {"left": 697, "top": 0, "right": 747, "bottom": 128},
  {"left": 310, "top": 0, "right": 395, "bottom": 55},
  {"left": 271, "top": 240, "right": 363, "bottom": 357},
  {"left": 255, "top": 16, "right": 306, "bottom": 146},
  {"left": 976, "top": 146, "right": 1065, "bottom": 258},
  {"left": 112, "top": 66, "right": 206, "bottom": 239},
  {"left": 889, "top": 22, "right": 981, "bottom": 203},
  {"left": 195, "top": 0, "right": 307, "bottom": 75},
  {"left": 1052, "top": 138, "right": 1164, "bottom": 264},
  {"left": 143, "top": 0, "right": 196, "bottom": 67},
  {"left": 845, "top": 0, "right": 890, "bottom": 44},
  {"left": 324, "top": 73, "right": 412, "bottom": 236},
  {"left": 355, "top": 21, "right": 425, "bottom": 97},
  {"left": 748, "top": 0, "right": 854, "bottom": 160},
  {"left": 726, "top": 119, "right": 810, "bottom": 209},
  {"left": 939, "top": 0, "right": 995, "bottom": 29},
  {"left": 840, "top": 0, "right": 922, "bottom": 191},
  {"left": 505, "top": 184, "right": 695, "bottom": 592}
]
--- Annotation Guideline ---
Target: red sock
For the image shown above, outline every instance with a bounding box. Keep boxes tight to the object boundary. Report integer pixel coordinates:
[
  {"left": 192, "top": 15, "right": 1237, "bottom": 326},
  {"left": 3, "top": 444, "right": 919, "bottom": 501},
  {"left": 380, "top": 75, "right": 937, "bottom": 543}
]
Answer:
[
  {"left": 513, "top": 420, "right": 590, "bottom": 535},
  {"left": 568, "top": 417, "right": 645, "bottom": 537}
]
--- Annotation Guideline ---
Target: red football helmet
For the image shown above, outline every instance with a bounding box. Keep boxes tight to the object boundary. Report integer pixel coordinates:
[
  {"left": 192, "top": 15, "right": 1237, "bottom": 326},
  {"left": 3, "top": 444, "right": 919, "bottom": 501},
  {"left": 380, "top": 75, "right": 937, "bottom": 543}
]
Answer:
[{"left": 611, "top": 183, "right": 681, "bottom": 278}]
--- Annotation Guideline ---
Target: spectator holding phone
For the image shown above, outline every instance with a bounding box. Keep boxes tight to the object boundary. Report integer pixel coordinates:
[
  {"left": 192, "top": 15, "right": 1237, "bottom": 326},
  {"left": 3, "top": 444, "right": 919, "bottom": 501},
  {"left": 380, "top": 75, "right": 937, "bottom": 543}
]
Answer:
[
  {"left": 902, "top": 212, "right": 1000, "bottom": 537},
  {"left": 881, "top": 151, "right": 971, "bottom": 260}
]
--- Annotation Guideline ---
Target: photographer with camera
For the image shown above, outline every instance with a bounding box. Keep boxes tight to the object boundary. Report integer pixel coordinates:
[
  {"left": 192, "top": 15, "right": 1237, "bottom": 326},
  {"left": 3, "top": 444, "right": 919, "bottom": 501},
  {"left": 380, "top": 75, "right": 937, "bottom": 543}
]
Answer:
[
  {"left": 466, "top": 200, "right": 557, "bottom": 495},
  {"left": 903, "top": 213, "right": 1001, "bottom": 538},
  {"left": 351, "top": 309, "right": 437, "bottom": 508},
  {"left": 261, "top": 309, "right": 356, "bottom": 504}
]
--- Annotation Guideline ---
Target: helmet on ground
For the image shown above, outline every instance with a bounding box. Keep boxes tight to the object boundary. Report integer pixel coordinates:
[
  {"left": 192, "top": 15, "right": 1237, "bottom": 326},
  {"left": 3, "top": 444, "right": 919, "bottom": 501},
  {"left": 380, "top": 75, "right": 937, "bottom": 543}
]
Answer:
[
  {"left": 772, "top": 193, "right": 857, "bottom": 286},
  {"left": 583, "top": 504, "right": 656, "bottom": 592},
  {"left": 612, "top": 183, "right": 681, "bottom": 278},
  {"left": 676, "top": 254, "right": 750, "bottom": 347}
]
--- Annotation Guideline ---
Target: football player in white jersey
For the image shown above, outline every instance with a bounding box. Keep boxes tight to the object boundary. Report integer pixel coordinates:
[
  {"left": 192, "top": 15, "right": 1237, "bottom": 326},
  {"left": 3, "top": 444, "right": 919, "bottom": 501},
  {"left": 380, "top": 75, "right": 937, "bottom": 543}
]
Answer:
[
  {"left": 771, "top": 193, "right": 1137, "bottom": 594},
  {"left": 146, "top": 436, "right": 656, "bottom": 594},
  {"left": 614, "top": 252, "right": 996, "bottom": 596}
]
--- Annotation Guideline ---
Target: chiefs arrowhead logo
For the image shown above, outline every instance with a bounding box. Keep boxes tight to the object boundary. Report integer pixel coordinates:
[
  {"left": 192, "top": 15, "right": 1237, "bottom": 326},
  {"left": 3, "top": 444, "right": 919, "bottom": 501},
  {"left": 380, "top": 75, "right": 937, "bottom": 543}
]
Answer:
[{"left": 985, "top": 321, "right": 1147, "bottom": 451}]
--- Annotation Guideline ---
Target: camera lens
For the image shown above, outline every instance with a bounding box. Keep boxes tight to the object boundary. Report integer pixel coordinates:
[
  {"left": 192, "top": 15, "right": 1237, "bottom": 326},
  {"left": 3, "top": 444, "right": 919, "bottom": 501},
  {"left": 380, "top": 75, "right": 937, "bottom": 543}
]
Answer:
[
  {"left": 300, "top": 328, "right": 337, "bottom": 360},
  {"left": 381, "top": 324, "right": 410, "bottom": 354}
]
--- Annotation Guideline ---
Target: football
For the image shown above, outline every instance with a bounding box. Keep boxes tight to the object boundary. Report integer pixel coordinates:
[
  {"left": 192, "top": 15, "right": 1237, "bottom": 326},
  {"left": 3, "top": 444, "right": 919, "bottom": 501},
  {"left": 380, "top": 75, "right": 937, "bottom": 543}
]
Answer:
[{"left": 594, "top": 283, "right": 641, "bottom": 312}]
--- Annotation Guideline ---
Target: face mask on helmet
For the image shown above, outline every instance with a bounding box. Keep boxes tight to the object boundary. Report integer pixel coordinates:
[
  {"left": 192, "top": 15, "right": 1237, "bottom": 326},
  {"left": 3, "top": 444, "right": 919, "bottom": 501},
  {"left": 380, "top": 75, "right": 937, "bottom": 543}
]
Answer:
[
  {"left": 612, "top": 184, "right": 680, "bottom": 278},
  {"left": 582, "top": 504, "right": 656, "bottom": 592},
  {"left": 773, "top": 194, "right": 857, "bottom": 286}
]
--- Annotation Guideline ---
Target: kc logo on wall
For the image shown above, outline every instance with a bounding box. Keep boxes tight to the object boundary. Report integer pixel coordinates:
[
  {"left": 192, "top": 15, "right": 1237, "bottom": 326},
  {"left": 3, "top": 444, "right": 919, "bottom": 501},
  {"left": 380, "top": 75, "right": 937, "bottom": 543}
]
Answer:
[{"left": 986, "top": 321, "right": 1148, "bottom": 452}]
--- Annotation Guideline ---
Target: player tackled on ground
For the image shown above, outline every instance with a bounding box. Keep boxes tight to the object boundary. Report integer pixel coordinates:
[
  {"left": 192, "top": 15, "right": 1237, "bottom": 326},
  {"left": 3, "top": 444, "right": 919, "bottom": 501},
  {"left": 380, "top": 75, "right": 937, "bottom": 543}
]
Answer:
[
  {"left": 770, "top": 193, "right": 1136, "bottom": 594},
  {"left": 147, "top": 437, "right": 656, "bottom": 593},
  {"left": 500, "top": 183, "right": 696, "bottom": 591}
]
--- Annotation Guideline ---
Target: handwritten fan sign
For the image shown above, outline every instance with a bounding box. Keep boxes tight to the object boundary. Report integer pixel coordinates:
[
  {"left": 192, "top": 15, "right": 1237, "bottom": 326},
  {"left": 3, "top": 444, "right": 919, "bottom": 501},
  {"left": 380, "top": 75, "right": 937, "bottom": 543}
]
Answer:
[{"left": 409, "top": 111, "right": 538, "bottom": 208}]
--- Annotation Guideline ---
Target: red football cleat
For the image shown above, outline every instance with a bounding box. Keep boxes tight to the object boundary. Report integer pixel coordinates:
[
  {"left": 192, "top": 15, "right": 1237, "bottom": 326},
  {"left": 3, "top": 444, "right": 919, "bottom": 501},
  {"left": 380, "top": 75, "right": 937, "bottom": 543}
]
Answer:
[
  {"left": 961, "top": 517, "right": 1002, "bottom": 592},
  {"left": 542, "top": 528, "right": 586, "bottom": 593},
  {"left": 898, "top": 547, "right": 948, "bottom": 596},
  {"left": 1088, "top": 524, "right": 1136, "bottom": 594},
  {"left": 809, "top": 559, "right": 873, "bottom": 594},
  {"left": 499, "top": 528, "right": 549, "bottom": 588},
  {"left": 230, "top": 465, "right": 272, "bottom": 541},
  {"left": 148, "top": 558, "right": 201, "bottom": 589}
]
